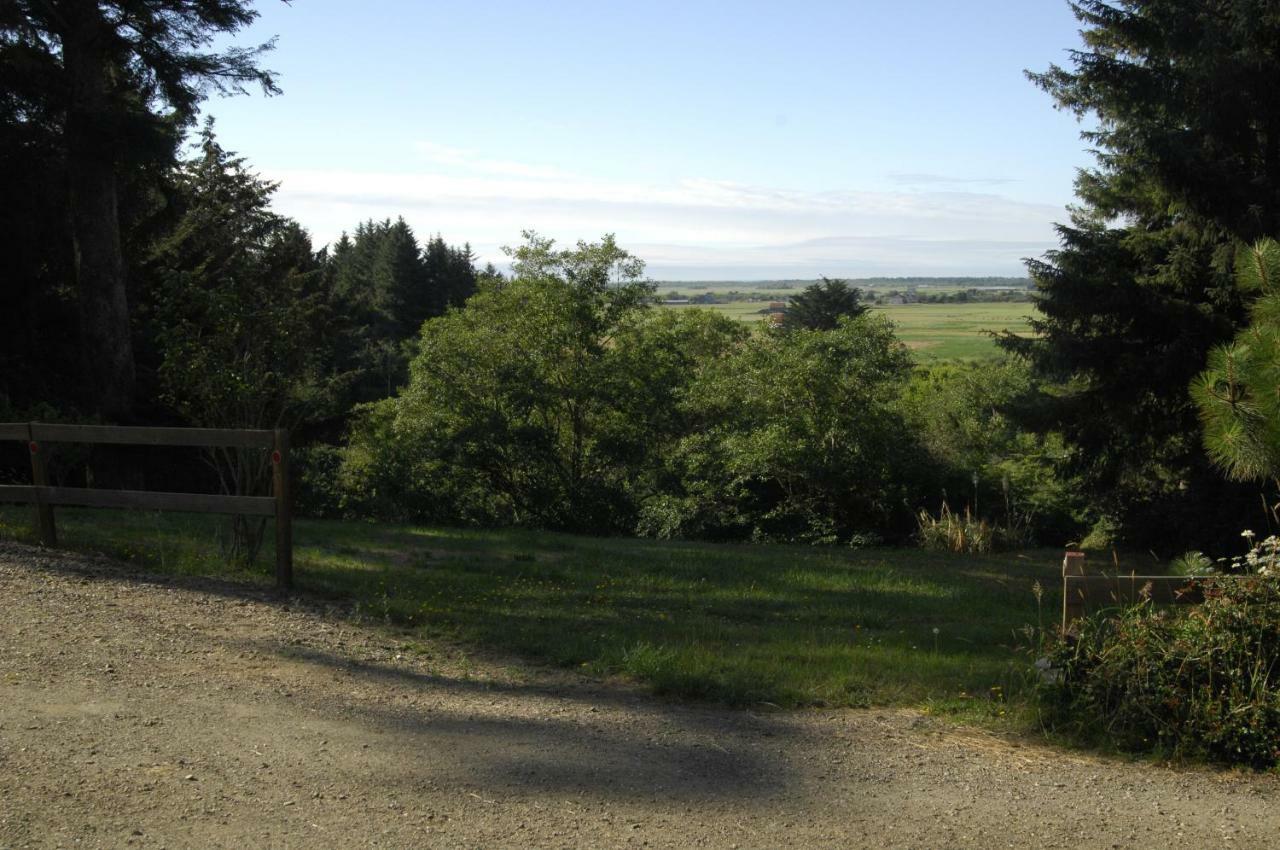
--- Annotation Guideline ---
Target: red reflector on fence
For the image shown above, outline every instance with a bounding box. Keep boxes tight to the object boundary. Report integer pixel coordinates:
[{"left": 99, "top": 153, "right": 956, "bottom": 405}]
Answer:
[
  {"left": 28, "top": 441, "right": 38, "bottom": 454},
  {"left": 272, "top": 450, "right": 281, "bottom": 464}
]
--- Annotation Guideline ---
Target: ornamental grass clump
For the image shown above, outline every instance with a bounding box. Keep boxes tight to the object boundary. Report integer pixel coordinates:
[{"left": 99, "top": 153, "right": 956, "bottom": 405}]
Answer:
[
  {"left": 915, "top": 502, "right": 1030, "bottom": 554},
  {"left": 1038, "top": 573, "right": 1280, "bottom": 768}
]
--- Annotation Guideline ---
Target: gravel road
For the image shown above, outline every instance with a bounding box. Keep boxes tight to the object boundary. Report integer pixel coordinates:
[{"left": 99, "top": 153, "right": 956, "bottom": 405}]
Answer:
[{"left": 1, "top": 540, "right": 1277, "bottom": 849}]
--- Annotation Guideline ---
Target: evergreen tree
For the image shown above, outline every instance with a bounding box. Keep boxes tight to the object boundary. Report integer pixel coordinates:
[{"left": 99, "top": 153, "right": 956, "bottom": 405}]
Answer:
[
  {"left": 1001, "top": 0, "right": 1280, "bottom": 550},
  {"left": 2, "top": 1, "right": 279, "bottom": 418},
  {"left": 151, "top": 123, "right": 331, "bottom": 562},
  {"left": 422, "top": 234, "right": 478, "bottom": 316},
  {"left": 1194, "top": 239, "right": 1280, "bottom": 486},
  {"left": 781, "top": 277, "right": 867, "bottom": 331},
  {"left": 325, "top": 220, "right": 477, "bottom": 404},
  {"left": 0, "top": 47, "right": 78, "bottom": 410}
]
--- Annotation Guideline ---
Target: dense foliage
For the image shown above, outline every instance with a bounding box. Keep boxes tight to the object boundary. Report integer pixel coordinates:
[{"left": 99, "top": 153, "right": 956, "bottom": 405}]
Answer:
[
  {"left": 1194, "top": 239, "right": 1280, "bottom": 485},
  {"left": 650, "top": 314, "right": 921, "bottom": 543},
  {"left": 341, "top": 235, "right": 678, "bottom": 529},
  {"left": 1, "top": 0, "right": 279, "bottom": 418},
  {"left": 901, "top": 360, "right": 1083, "bottom": 542},
  {"left": 1001, "top": 0, "right": 1280, "bottom": 553},
  {"left": 779, "top": 277, "right": 867, "bottom": 331},
  {"left": 336, "top": 237, "right": 1075, "bottom": 546},
  {"left": 1040, "top": 575, "right": 1280, "bottom": 768}
]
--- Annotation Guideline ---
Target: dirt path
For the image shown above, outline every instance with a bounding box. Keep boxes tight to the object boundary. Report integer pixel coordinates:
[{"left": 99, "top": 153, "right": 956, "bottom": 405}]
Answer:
[{"left": 1, "top": 541, "right": 1277, "bottom": 849}]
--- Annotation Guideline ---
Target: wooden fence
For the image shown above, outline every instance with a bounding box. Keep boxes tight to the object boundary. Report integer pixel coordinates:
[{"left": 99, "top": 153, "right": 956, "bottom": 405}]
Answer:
[
  {"left": 1060, "top": 550, "right": 1225, "bottom": 630},
  {"left": 0, "top": 422, "right": 292, "bottom": 590}
]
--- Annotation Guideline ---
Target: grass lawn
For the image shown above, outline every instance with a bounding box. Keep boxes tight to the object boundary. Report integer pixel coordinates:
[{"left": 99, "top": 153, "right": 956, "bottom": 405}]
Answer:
[
  {"left": 661, "top": 301, "right": 1035, "bottom": 361},
  {"left": 0, "top": 506, "right": 1062, "bottom": 718}
]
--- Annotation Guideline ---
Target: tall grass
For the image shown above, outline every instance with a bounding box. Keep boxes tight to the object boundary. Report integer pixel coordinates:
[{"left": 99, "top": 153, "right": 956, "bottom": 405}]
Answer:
[{"left": 916, "top": 502, "right": 1032, "bottom": 554}]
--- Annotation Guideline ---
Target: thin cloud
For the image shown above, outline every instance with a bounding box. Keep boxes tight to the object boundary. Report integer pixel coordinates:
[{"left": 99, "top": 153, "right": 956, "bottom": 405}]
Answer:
[
  {"left": 413, "top": 141, "right": 568, "bottom": 180},
  {"left": 265, "top": 164, "right": 1063, "bottom": 279},
  {"left": 888, "top": 172, "right": 1019, "bottom": 187}
]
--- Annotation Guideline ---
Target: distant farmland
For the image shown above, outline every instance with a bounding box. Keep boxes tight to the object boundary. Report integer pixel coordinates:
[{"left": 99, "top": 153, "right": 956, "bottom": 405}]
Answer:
[{"left": 659, "top": 300, "right": 1035, "bottom": 361}]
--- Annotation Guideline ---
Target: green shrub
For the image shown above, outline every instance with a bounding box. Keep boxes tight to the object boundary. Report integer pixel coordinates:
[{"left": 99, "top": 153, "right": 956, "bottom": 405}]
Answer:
[{"left": 1039, "top": 575, "right": 1280, "bottom": 768}]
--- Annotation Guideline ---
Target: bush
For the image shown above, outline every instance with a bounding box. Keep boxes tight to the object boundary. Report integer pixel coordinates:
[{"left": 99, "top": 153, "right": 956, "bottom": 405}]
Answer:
[
  {"left": 898, "top": 359, "right": 1086, "bottom": 546},
  {"left": 1039, "top": 575, "right": 1280, "bottom": 768},
  {"left": 666, "top": 313, "right": 928, "bottom": 543}
]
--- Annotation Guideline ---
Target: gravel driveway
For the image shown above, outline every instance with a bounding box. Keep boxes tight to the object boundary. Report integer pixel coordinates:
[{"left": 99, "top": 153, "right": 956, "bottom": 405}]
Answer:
[{"left": 1, "top": 540, "right": 1277, "bottom": 849}]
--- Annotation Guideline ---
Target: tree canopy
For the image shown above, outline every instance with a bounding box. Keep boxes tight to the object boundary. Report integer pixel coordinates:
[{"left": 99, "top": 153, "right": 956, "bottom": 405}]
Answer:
[
  {"left": 781, "top": 277, "right": 867, "bottom": 331},
  {"left": 1000, "top": 0, "right": 1277, "bottom": 550},
  {"left": 1, "top": 0, "right": 278, "bottom": 418}
]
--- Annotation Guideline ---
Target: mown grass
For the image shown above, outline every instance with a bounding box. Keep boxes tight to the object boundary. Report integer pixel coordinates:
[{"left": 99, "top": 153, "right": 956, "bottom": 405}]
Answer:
[
  {"left": 661, "top": 301, "right": 1035, "bottom": 361},
  {"left": 0, "top": 506, "right": 1061, "bottom": 718}
]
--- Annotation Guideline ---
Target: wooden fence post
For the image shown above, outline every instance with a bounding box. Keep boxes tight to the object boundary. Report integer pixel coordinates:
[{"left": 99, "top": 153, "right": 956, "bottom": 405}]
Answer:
[
  {"left": 26, "top": 423, "right": 56, "bottom": 547},
  {"left": 1062, "top": 550, "right": 1086, "bottom": 631},
  {"left": 272, "top": 428, "right": 292, "bottom": 592}
]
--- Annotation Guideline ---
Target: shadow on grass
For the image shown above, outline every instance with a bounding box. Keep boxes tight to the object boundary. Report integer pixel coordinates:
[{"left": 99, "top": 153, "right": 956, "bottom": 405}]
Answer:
[{"left": 0, "top": 510, "right": 1063, "bottom": 710}]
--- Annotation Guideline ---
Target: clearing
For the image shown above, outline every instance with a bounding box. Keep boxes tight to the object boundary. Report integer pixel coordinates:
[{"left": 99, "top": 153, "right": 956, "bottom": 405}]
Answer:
[{"left": 2, "top": 541, "right": 1278, "bottom": 849}]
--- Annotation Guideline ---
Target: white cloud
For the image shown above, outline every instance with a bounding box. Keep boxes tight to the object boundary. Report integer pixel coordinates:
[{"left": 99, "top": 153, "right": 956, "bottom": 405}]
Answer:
[
  {"left": 412, "top": 141, "right": 568, "bottom": 180},
  {"left": 264, "top": 162, "right": 1064, "bottom": 279}
]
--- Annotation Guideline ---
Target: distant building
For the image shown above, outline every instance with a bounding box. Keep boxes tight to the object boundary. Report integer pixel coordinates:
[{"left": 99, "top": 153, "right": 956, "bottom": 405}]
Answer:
[{"left": 663, "top": 298, "right": 691, "bottom": 305}]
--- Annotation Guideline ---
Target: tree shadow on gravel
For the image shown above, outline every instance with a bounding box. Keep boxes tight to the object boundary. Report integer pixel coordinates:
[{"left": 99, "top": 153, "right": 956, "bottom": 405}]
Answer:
[
  {"left": 231, "top": 636, "right": 799, "bottom": 804},
  {"left": 4, "top": 544, "right": 800, "bottom": 803}
]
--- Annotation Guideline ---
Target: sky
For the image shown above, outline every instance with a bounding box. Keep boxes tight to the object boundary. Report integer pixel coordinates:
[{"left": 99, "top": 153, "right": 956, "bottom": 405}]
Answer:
[{"left": 201, "top": 0, "right": 1094, "bottom": 280}]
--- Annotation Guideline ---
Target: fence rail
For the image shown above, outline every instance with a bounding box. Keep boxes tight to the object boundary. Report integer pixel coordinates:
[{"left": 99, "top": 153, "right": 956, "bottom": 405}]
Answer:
[
  {"left": 1060, "top": 551, "right": 1232, "bottom": 630},
  {"left": 0, "top": 422, "right": 292, "bottom": 589}
]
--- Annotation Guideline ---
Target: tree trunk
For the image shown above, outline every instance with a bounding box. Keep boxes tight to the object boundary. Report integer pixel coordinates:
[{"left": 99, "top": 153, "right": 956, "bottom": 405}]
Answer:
[{"left": 62, "top": 5, "right": 135, "bottom": 419}]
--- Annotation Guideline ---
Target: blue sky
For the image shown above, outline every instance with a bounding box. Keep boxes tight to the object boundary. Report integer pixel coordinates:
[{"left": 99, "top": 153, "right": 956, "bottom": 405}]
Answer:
[{"left": 202, "top": 0, "right": 1093, "bottom": 279}]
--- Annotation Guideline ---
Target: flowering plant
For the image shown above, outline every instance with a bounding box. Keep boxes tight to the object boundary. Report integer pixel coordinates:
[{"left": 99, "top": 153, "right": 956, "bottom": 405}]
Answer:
[{"left": 1218, "top": 530, "right": 1280, "bottom": 576}]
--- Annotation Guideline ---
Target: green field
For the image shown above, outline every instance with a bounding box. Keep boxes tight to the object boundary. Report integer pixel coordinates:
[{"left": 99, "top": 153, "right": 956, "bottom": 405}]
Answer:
[
  {"left": 0, "top": 506, "right": 1061, "bottom": 720},
  {"left": 661, "top": 301, "right": 1035, "bottom": 361}
]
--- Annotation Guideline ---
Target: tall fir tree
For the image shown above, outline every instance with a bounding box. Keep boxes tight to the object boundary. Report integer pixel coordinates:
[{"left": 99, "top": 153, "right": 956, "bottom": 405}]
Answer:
[
  {"left": 324, "top": 220, "right": 477, "bottom": 405},
  {"left": 150, "top": 123, "right": 331, "bottom": 562},
  {"left": 2, "top": 1, "right": 279, "bottom": 418},
  {"left": 1001, "top": 0, "right": 1280, "bottom": 551}
]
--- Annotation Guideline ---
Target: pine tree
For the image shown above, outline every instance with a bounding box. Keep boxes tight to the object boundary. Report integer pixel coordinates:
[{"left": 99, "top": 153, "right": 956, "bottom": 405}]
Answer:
[
  {"left": 151, "top": 123, "right": 330, "bottom": 563},
  {"left": 3, "top": 1, "right": 279, "bottom": 418},
  {"left": 1000, "top": 0, "right": 1280, "bottom": 550},
  {"left": 423, "top": 234, "right": 478, "bottom": 316},
  {"left": 324, "top": 221, "right": 476, "bottom": 403},
  {"left": 1194, "top": 239, "right": 1280, "bottom": 486},
  {"left": 781, "top": 277, "right": 867, "bottom": 331}
]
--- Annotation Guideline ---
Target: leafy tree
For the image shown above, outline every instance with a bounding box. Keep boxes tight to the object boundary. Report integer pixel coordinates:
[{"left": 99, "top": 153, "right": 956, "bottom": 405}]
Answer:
[
  {"left": 781, "top": 276, "right": 867, "bottom": 331},
  {"left": 656, "top": 314, "right": 922, "bottom": 543},
  {"left": 342, "top": 233, "right": 747, "bottom": 531},
  {"left": 151, "top": 124, "right": 330, "bottom": 562},
  {"left": 2, "top": 1, "right": 278, "bottom": 418},
  {"left": 1194, "top": 239, "right": 1280, "bottom": 487},
  {"left": 1001, "top": 0, "right": 1280, "bottom": 551},
  {"left": 899, "top": 359, "right": 1084, "bottom": 542}
]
